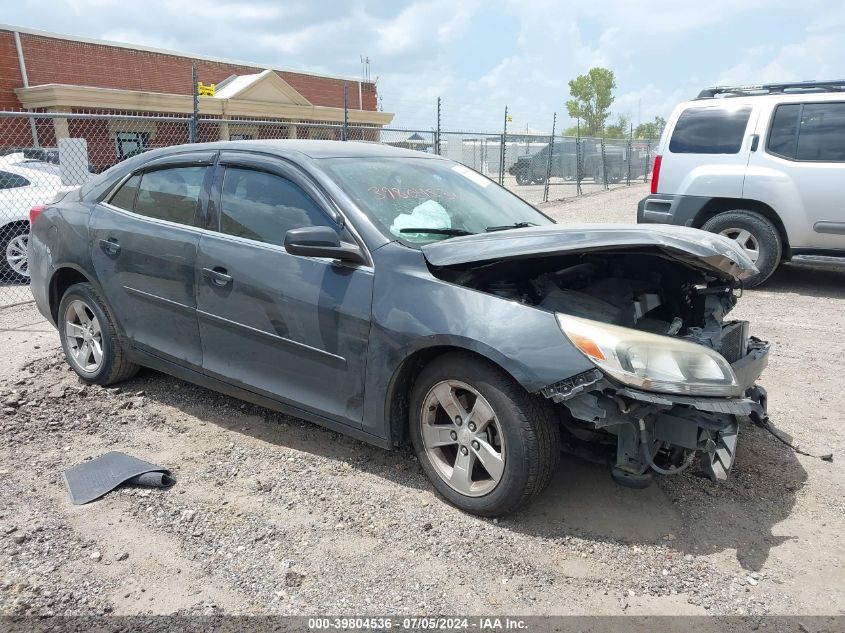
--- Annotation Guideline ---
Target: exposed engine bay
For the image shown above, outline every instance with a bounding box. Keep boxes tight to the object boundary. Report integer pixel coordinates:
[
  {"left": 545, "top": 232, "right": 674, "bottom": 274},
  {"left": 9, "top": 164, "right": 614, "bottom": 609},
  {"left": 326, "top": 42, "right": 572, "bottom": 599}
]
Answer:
[{"left": 432, "top": 250, "right": 770, "bottom": 488}]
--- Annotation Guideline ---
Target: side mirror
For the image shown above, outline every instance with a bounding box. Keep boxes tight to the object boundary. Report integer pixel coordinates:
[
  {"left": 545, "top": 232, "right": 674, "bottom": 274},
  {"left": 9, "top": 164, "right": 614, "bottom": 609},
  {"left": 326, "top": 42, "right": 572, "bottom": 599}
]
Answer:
[{"left": 284, "top": 226, "right": 366, "bottom": 264}]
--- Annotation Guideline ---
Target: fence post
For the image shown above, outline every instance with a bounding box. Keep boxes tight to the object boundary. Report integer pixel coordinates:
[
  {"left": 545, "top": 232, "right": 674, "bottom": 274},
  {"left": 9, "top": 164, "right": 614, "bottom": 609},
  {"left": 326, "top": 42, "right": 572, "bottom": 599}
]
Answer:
[
  {"left": 190, "top": 63, "right": 198, "bottom": 143},
  {"left": 576, "top": 121, "right": 583, "bottom": 197},
  {"left": 644, "top": 139, "right": 651, "bottom": 183},
  {"left": 435, "top": 97, "right": 441, "bottom": 155},
  {"left": 627, "top": 124, "right": 633, "bottom": 186},
  {"left": 600, "top": 135, "right": 608, "bottom": 190},
  {"left": 543, "top": 112, "right": 556, "bottom": 203},
  {"left": 342, "top": 84, "right": 349, "bottom": 141},
  {"left": 499, "top": 106, "right": 508, "bottom": 186}
]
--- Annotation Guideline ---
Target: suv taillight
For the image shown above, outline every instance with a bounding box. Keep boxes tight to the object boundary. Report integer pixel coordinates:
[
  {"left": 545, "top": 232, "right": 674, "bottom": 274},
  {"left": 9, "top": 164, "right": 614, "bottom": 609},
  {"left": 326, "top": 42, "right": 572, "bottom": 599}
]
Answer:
[
  {"left": 650, "top": 155, "right": 662, "bottom": 194},
  {"left": 29, "top": 205, "right": 46, "bottom": 226}
]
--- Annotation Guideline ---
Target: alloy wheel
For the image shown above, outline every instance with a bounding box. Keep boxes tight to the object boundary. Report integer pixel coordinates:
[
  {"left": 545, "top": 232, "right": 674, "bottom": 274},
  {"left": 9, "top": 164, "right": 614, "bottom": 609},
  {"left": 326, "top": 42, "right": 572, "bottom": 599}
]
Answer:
[
  {"left": 719, "top": 228, "right": 760, "bottom": 263},
  {"left": 420, "top": 380, "right": 505, "bottom": 497},
  {"left": 6, "top": 234, "right": 29, "bottom": 277},
  {"left": 64, "top": 300, "right": 104, "bottom": 373}
]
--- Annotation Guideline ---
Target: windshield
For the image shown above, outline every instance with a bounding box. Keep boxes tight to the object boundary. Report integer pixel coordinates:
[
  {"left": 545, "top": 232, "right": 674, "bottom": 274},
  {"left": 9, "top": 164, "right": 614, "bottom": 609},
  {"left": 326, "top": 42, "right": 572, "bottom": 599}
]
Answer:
[{"left": 320, "top": 157, "right": 554, "bottom": 245}]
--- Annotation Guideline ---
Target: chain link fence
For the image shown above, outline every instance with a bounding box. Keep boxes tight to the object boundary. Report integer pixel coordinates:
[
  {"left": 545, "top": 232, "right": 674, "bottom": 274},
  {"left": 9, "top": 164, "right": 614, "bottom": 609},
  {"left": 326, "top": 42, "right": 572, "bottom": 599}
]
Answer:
[{"left": 0, "top": 110, "right": 655, "bottom": 307}]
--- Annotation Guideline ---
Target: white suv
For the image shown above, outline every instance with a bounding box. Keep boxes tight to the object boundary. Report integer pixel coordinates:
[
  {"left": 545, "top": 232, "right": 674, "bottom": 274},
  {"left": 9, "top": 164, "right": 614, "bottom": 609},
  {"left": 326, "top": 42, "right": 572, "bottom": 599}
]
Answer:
[{"left": 638, "top": 80, "right": 845, "bottom": 286}]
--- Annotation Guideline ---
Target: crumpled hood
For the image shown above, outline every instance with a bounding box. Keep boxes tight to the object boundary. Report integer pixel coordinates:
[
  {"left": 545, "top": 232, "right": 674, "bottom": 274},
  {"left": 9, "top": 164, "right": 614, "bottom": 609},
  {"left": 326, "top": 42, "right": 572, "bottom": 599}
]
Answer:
[{"left": 421, "top": 223, "right": 758, "bottom": 280}]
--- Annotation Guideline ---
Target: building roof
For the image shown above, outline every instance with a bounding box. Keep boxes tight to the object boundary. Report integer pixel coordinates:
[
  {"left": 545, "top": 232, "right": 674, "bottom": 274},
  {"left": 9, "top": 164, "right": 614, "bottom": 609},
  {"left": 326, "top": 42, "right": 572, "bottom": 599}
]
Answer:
[{"left": 0, "top": 23, "right": 371, "bottom": 85}]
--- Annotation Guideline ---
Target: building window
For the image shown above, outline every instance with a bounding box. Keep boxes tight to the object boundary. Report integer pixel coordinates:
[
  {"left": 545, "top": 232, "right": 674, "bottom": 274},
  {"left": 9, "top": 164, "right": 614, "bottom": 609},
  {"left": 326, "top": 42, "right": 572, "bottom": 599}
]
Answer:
[{"left": 116, "top": 132, "right": 150, "bottom": 161}]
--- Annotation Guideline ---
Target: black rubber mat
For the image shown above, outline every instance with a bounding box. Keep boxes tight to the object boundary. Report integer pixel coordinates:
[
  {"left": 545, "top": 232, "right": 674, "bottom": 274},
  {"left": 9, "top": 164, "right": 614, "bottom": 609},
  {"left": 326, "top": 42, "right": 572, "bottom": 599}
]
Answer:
[{"left": 63, "top": 451, "right": 175, "bottom": 505}]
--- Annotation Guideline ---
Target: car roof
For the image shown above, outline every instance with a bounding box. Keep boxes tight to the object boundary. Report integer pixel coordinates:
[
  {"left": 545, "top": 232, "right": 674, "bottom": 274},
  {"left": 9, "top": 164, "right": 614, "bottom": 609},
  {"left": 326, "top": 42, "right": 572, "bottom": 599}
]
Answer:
[
  {"left": 0, "top": 155, "right": 63, "bottom": 182},
  {"left": 676, "top": 91, "right": 845, "bottom": 111},
  {"left": 144, "top": 139, "right": 443, "bottom": 161}
]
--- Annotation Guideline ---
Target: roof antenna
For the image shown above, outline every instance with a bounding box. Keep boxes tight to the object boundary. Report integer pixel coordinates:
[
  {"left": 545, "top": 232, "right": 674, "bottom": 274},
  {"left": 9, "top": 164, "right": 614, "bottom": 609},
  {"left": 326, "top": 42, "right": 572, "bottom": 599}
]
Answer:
[{"left": 360, "top": 55, "right": 370, "bottom": 83}]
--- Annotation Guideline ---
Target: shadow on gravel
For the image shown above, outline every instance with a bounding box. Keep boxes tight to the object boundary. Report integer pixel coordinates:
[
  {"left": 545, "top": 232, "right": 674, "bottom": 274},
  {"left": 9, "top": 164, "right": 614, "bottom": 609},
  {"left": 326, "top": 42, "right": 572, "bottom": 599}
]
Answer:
[
  {"left": 511, "top": 419, "right": 807, "bottom": 572},
  {"left": 754, "top": 263, "right": 845, "bottom": 299},
  {"left": 135, "top": 362, "right": 807, "bottom": 573}
]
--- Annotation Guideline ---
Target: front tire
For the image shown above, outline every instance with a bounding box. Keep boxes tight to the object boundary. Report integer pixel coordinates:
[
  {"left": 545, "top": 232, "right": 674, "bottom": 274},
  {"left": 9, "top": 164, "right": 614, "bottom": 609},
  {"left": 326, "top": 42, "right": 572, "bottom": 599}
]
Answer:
[
  {"left": 58, "top": 283, "right": 139, "bottom": 385},
  {"left": 702, "top": 210, "right": 782, "bottom": 287},
  {"left": 409, "top": 352, "right": 560, "bottom": 516}
]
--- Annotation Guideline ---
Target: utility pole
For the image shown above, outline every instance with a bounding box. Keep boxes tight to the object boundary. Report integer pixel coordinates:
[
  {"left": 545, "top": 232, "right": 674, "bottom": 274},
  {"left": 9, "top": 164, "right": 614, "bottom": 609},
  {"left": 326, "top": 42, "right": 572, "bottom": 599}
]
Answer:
[
  {"left": 435, "top": 97, "right": 441, "bottom": 155},
  {"left": 190, "top": 63, "right": 198, "bottom": 143},
  {"left": 500, "top": 106, "right": 509, "bottom": 186},
  {"left": 342, "top": 83, "right": 349, "bottom": 141}
]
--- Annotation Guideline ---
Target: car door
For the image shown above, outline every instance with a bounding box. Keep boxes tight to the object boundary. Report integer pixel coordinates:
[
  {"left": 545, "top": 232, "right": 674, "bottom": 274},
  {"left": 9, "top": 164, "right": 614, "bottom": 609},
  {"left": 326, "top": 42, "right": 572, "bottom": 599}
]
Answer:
[
  {"left": 89, "top": 152, "right": 215, "bottom": 368},
  {"left": 195, "top": 152, "right": 374, "bottom": 427},
  {"left": 746, "top": 100, "right": 845, "bottom": 250}
]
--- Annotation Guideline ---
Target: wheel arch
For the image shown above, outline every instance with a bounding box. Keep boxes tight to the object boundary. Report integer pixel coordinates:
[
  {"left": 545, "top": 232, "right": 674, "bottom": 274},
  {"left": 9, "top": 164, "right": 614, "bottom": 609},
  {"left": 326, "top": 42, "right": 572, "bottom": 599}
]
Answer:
[
  {"left": 384, "top": 344, "right": 528, "bottom": 449},
  {"left": 49, "top": 266, "right": 102, "bottom": 324},
  {"left": 693, "top": 198, "right": 791, "bottom": 260}
]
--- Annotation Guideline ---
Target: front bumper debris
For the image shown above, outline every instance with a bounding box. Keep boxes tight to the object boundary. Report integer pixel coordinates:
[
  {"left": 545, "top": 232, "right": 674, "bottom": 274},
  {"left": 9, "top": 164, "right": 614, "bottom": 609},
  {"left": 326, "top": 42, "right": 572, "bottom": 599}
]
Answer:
[{"left": 542, "top": 341, "right": 770, "bottom": 487}]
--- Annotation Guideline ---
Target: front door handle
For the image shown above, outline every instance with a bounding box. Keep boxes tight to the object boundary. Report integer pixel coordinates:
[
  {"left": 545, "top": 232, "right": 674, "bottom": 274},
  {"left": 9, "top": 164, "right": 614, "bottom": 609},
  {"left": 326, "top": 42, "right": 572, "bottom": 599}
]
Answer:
[
  {"left": 202, "top": 266, "right": 233, "bottom": 287},
  {"left": 99, "top": 238, "right": 121, "bottom": 256},
  {"left": 750, "top": 134, "right": 760, "bottom": 152}
]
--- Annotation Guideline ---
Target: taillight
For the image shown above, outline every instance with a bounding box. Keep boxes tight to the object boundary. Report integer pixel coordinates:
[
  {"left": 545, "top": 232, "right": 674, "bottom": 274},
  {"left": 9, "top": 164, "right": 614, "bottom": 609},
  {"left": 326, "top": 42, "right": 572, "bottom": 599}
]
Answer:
[
  {"left": 29, "top": 205, "right": 46, "bottom": 226},
  {"left": 650, "top": 155, "right": 662, "bottom": 194}
]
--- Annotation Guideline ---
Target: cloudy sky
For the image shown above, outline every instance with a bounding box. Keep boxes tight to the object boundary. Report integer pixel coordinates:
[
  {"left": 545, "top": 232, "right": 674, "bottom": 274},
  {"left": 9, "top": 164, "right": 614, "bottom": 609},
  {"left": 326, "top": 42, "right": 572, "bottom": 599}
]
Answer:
[{"left": 4, "top": 0, "right": 844, "bottom": 131}]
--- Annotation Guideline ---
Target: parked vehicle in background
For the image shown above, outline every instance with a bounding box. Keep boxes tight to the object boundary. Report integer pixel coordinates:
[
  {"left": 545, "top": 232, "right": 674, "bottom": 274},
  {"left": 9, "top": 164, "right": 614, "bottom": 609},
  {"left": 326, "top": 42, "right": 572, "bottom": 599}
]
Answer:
[
  {"left": 28, "top": 140, "right": 771, "bottom": 516},
  {"left": 0, "top": 153, "right": 74, "bottom": 283},
  {"left": 509, "top": 138, "right": 648, "bottom": 186},
  {"left": 638, "top": 80, "right": 845, "bottom": 286}
]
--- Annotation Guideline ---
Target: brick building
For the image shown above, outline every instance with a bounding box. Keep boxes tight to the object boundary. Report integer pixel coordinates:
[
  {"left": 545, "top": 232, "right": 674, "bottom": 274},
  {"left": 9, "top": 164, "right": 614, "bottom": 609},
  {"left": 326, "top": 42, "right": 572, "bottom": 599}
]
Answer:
[{"left": 0, "top": 24, "right": 393, "bottom": 168}]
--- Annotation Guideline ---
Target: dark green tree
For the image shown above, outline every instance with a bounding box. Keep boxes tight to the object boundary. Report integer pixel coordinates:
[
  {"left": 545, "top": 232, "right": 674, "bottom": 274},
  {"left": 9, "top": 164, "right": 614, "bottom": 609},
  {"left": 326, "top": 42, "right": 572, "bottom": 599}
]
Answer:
[
  {"left": 604, "top": 114, "right": 630, "bottom": 139},
  {"left": 634, "top": 116, "right": 666, "bottom": 140},
  {"left": 565, "top": 68, "right": 617, "bottom": 136}
]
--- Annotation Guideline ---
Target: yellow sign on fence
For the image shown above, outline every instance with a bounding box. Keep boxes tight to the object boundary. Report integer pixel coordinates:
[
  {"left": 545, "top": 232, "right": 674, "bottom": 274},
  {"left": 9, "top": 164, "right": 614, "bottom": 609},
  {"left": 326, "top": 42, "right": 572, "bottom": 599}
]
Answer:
[{"left": 197, "top": 82, "right": 216, "bottom": 97}]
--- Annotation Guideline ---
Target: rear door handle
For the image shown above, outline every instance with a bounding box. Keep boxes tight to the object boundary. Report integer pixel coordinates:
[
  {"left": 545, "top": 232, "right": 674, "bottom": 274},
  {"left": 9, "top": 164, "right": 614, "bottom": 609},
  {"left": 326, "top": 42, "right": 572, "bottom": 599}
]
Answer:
[
  {"left": 202, "top": 266, "right": 233, "bottom": 287},
  {"left": 750, "top": 134, "right": 760, "bottom": 152},
  {"left": 99, "top": 238, "right": 121, "bottom": 255}
]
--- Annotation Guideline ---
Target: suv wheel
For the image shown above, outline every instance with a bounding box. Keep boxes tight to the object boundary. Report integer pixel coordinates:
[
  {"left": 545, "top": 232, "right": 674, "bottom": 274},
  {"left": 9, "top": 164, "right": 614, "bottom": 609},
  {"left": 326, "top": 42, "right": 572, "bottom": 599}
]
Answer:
[
  {"left": 515, "top": 170, "right": 530, "bottom": 186},
  {"left": 409, "top": 352, "right": 560, "bottom": 516},
  {"left": 1, "top": 224, "right": 30, "bottom": 284},
  {"left": 58, "top": 283, "right": 139, "bottom": 385},
  {"left": 702, "top": 210, "right": 782, "bottom": 287}
]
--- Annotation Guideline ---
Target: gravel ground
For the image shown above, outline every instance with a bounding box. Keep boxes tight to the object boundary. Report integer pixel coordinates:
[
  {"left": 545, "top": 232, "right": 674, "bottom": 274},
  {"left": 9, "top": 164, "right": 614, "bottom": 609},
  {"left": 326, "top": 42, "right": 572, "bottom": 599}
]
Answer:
[{"left": 1, "top": 183, "right": 844, "bottom": 618}]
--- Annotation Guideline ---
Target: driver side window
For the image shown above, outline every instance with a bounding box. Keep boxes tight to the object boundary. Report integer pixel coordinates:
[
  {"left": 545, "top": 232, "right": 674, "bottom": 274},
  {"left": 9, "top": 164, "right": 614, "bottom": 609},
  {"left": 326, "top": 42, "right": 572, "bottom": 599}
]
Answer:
[{"left": 220, "top": 168, "right": 339, "bottom": 246}]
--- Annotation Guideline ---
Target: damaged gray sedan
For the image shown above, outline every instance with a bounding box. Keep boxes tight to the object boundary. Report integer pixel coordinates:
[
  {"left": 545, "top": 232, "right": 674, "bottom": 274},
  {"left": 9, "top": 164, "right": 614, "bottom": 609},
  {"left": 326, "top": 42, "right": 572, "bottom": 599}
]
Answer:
[{"left": 28, "top": 140, "right": 769, "bottom": 516}]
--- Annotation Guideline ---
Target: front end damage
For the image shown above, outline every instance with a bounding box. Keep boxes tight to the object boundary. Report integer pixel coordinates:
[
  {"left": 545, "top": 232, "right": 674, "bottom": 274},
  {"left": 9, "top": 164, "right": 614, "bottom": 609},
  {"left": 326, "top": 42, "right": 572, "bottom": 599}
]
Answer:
[{"left": 424, "top": 224, "right": 771, "bottom": 487}]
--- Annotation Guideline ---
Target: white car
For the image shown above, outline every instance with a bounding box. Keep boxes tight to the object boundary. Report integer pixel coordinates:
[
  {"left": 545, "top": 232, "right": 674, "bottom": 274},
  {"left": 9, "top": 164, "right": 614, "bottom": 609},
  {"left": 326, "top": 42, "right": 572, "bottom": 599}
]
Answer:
[
  {"left": 638, "top": 80, "right": 845, "bottom": 286},
  {"left": 0, "top": 153, "right": 72, "bottom": 283}
]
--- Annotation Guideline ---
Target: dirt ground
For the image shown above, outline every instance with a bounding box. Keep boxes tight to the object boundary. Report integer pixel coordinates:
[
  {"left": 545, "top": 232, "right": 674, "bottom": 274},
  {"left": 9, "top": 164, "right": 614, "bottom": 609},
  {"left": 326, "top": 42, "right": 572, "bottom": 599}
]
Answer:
[{"left": 1, "top": 183, "right": 844, "bottom": 618}]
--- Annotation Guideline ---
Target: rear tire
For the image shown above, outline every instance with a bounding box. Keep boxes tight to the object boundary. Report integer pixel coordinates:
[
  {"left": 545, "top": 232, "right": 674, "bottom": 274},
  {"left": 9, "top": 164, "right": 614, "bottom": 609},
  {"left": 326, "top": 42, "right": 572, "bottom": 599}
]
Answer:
[
  {"left": 58, "top": 283, "right": 139, "bottom": 385},
  {"left": 702, "top": 210, "right": 782, "bottom": 287},
  {"left": 409, "top": 352, "right": 560, "bottom": 516},
  {"left": 0, "top": 223, "right": 30, "bottom": 284}
]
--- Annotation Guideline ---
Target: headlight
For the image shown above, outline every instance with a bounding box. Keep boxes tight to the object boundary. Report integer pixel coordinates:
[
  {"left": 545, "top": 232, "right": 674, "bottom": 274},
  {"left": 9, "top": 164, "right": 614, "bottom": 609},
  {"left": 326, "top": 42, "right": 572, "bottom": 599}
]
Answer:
[{"left": 556, "top": 314, "right": 740, "bottom": 397}]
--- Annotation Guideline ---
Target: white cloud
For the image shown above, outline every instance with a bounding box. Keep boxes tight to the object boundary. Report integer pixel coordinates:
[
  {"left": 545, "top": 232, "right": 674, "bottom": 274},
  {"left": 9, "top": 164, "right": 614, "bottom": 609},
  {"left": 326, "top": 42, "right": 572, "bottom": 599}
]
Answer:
[{"left": 7, "top": 0, "right": 845, "bottom": 133}]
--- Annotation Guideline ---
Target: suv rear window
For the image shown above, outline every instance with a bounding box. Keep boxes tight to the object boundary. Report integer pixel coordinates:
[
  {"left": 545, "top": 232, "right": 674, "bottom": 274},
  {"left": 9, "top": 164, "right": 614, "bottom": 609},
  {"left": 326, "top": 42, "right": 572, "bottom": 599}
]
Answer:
[{"left": 669, "top": 106, "right": 752, "bottom": 154}]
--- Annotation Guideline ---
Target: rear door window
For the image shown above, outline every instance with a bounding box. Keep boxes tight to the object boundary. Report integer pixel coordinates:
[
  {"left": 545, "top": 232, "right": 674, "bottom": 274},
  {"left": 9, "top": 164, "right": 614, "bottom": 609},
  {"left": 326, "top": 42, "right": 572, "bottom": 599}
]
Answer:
[
  {"left": 669, "top": 106, "right": 752, "bottom": 154},
  {"left": 767, "top": 104, "right": 801, "bottom": 158},
  {"left": 108, "top": 174, "right": 140, "bottom": 211},
  {"left": 133, "top": 166, "right": 207, "bottom": 226},
  {"left": 766, "top": 102, "right": 845, "bottom": 162},
  {"left": 795, "top": 103, "right": 845, "bottom": 162}
]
